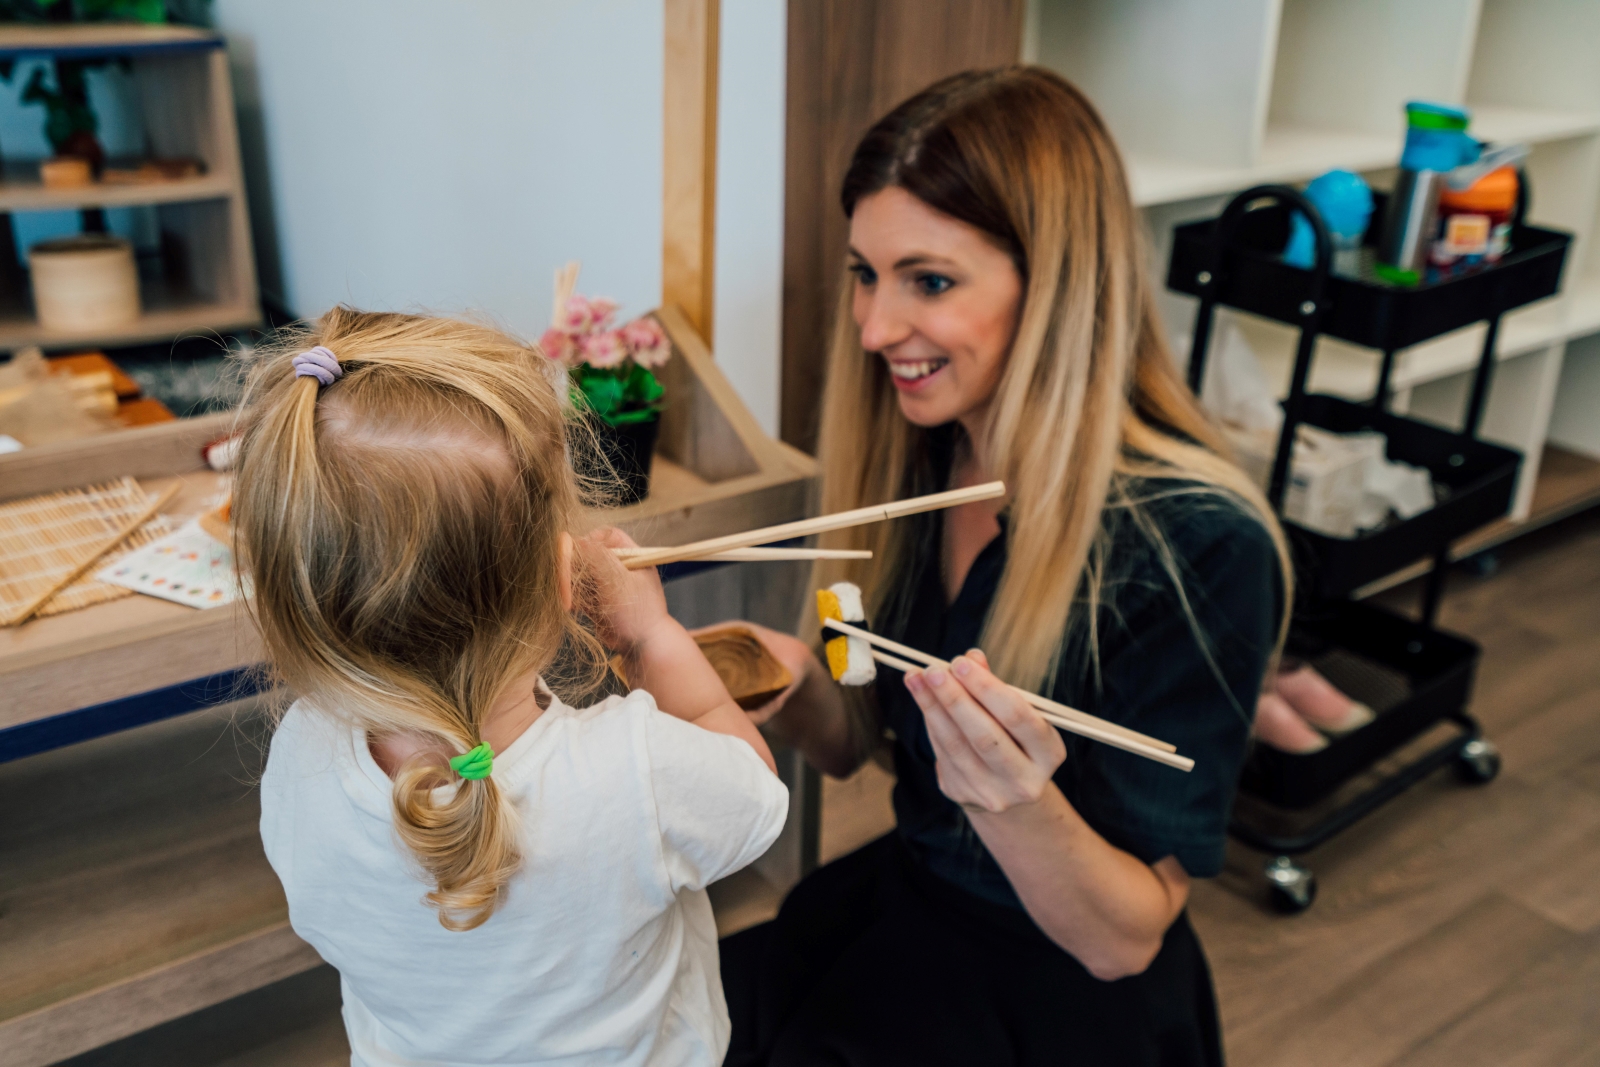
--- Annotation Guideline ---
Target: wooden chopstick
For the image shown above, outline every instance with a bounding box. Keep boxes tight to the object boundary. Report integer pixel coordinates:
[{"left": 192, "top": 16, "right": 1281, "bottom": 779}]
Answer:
[
  {"left": 3, "top": 481, "right": 181, "bottom": 627},
  {"left": 824, "top": 617, "right": 1176, "bottom": 754},
  {"left": 621, "top": 482, "right": 1006, "bottom": 570},
  {"left": 614, "top": 547, "right": 872, "bottom": 563},
  {"left": 829, "top": 619, "right": 1193, "bottom": 771}
]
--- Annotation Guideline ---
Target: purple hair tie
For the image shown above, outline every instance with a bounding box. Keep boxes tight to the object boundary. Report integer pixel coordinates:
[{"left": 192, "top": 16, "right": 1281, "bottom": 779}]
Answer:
[{"left": 292, "top": 345, "right": 343, "bottom": 387}]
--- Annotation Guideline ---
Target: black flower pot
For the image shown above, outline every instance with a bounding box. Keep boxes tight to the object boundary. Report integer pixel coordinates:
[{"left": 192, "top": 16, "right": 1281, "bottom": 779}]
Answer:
[{"left": 594, "top": 415, "right": 660, "bottom": 505}]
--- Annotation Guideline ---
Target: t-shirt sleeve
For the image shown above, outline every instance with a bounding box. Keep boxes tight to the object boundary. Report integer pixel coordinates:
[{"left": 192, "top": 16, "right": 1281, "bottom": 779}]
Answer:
[
  {"left": 1064, "top": 500, "right": 1281, "bottom": 878},
  {"left": 639, "top": 695, "right": 790, "bottom": 893}
]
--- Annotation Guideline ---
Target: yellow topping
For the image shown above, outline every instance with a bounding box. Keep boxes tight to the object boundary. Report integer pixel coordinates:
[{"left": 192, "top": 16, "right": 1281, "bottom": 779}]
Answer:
[{"left": 825, "top": 636, "right": 850, "bottom": 681}]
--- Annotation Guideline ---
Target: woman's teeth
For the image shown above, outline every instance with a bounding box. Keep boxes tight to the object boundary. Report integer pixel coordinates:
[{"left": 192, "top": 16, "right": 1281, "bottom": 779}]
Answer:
[{"left": 888, "top": 359, "right": 948, "bottom": 381}]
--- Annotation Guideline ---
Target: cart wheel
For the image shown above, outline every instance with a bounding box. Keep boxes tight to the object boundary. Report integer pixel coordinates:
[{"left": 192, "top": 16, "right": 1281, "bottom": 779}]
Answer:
[
  {"left": 1455, "top": 738, "right": 1501, "bottom": 784},
  {"left": 1264, "top": 856, "right": 1317, "bottom": 914}
]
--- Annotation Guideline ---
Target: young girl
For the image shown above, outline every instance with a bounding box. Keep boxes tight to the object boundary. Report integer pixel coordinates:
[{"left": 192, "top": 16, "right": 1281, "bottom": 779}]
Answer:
[{"left": 235, "top": 308, "right": 788, "bottom": 1066}]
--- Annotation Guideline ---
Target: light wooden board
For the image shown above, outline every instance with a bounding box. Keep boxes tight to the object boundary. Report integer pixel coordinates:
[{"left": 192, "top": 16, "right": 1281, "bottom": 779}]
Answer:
[
  {"left": 0, "top": 168, "right": 234, "bottom": 213},
  {"left": 662, "top": 0, "right": 719, "bottom": 343},
  {"left": 0, "top": 296, "right": 258, "bottom": 352},
  {"left": 0, "top": 22, "right": 220, "bottom": 52}
]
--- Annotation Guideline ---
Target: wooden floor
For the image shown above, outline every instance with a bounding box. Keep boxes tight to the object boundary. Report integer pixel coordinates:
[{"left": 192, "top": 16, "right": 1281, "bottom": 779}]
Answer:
[{"left": 42, "top": 506, "right": 1600, "bottom": 1065}]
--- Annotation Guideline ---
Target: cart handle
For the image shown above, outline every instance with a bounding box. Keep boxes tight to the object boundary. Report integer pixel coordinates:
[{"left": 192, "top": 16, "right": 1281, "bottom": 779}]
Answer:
[{"left": 1186, "top": 184, "right": 1334, "bottom": 511}]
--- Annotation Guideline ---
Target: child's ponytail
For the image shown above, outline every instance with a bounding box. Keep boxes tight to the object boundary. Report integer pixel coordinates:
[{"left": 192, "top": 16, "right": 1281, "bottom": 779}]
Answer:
[
  {"left": 392, "top": 737, "right": 522, "bottom": 931},
  {"left": 234, "top": 307, "right": 608, "bottom": 931}
]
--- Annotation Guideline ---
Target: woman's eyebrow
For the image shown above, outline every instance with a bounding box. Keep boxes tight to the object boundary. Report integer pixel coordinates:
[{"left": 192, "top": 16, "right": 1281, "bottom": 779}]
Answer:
[{"left": 892, "top": 253, "right": 958, "bottom": 270}]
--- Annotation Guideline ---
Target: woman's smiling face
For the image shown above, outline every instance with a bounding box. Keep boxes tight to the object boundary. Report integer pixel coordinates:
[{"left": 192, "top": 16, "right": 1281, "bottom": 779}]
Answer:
[{"left": 848, "top": 186, "right": 1024, "bottom": 431}]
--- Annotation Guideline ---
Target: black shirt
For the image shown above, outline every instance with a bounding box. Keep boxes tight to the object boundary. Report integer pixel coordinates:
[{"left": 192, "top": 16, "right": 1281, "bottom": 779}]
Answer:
[{"left": 875, "top": 477, "right": 1281, "bottom": 910}]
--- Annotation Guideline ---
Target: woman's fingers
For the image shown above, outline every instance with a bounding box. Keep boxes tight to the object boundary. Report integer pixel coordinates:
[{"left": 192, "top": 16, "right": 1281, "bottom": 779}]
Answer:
[
  {"left": 954, "top": 651, "right": 1065, "bottom": 769},
  {"left": 911, "top": 666, "right": 1032, "bottom": 788},
  {"left": 905, "top": 655, "right": 1068, "bottom": 812},
  {"left": 924, "top": 663, "right": 1030, "bottom": 771},
  {"left": 904, "top": 672, "right": 989, "bottom": 806}
]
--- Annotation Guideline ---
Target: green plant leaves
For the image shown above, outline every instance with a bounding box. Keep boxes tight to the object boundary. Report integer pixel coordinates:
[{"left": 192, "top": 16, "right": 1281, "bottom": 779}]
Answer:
[{"left": 570, "top": 363, "right": 664, "bottom": 427}]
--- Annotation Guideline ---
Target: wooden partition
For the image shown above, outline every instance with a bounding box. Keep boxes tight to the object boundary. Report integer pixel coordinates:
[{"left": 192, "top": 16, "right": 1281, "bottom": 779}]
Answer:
[{"left": 779, "top": 0, "right": 1025, "bottom": 452}]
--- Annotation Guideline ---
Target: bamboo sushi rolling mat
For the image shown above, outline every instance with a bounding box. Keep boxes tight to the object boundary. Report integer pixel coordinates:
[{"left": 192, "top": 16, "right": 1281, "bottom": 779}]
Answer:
[{"left": 0, "top": 477, "right": 176, "bottom": 621}]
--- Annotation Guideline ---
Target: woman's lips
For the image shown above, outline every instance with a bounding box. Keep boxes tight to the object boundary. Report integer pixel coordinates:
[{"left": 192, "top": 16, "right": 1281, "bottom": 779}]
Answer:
[{"left": 886, "top": 358, "right": 949, "bottom": 391}]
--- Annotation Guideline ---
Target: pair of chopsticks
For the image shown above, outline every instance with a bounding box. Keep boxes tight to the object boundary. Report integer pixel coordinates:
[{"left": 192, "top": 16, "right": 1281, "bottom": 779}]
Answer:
[
  {"left": 615, "top": 482, "right": 1006, "bottom": 570},
  {"left": 3, "top": 482, "right": 181, "bottom": 627},
  {"left": 615, "top": 546, "right": 872, "bottom": 563},
  {"left": 823, "top": 617, "right": 1194, "bottom": 772}
]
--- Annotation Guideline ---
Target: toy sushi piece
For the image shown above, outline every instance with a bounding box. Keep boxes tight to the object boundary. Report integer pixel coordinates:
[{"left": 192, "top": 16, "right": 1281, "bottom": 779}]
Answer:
[{"left": 816, "top": 582, "right": 876, "bottom": 686}]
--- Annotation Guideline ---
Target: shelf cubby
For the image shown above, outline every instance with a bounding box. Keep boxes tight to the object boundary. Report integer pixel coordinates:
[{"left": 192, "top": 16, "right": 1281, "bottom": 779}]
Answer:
[
  {"left": 0, "top": 23, "right": 260, "bottom": 352},
  {"left": 1027, "top": 0, "right": 1600, "bottom": 553}
]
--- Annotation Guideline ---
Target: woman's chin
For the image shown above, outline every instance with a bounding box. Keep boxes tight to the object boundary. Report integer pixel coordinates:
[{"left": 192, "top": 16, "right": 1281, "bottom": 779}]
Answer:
[{"left": 895, "top": 390, "right": 964, "bottom": 429}]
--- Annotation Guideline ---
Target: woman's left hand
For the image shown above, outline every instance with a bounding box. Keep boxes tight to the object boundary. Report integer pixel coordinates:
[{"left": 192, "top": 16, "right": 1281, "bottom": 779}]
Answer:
[{"left": 903, "top": 649, "right": 1066, "bottom": 814}]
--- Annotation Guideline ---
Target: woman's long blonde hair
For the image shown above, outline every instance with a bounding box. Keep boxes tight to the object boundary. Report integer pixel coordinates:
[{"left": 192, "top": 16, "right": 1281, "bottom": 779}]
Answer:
[
  {"left": 815, "top": 67, "right": 1291, "bottom": 695},
  {"left": 234, "top": 307, "right": 604, "bottom": 930}
]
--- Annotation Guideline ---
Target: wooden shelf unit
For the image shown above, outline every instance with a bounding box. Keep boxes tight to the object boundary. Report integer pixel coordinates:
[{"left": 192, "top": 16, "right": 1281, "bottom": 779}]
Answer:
[
  {"left": 1028, "top": 0, "right": 1600, "bottom": 544},
  {"left": 0, "top": 23, "right": 260, "bottom": 352}
]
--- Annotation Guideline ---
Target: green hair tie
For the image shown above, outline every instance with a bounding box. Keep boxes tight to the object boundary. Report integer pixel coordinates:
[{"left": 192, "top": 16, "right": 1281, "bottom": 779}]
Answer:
[{"left": 449, "top": 742, "right": 494, "bottom": 780}]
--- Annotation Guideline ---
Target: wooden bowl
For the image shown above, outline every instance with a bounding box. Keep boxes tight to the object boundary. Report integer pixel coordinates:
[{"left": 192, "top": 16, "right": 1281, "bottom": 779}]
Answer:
[
  {"left": 694, "top": 625, "right": 793, "bottom": 710},
  {"left": 610, "top": 624, "right": 792, "bottom": 710}
]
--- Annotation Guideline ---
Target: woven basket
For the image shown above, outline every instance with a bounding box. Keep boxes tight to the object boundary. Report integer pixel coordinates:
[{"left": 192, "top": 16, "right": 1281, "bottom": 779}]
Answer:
[{"left": 29, "top": 235, "right": 141, "bottom": 331}]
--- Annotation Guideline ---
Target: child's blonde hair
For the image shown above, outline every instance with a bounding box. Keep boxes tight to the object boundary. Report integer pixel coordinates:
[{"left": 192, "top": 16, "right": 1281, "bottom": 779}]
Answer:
[{"left": 234, "top": 306, "right": 604, "bottom": 930}]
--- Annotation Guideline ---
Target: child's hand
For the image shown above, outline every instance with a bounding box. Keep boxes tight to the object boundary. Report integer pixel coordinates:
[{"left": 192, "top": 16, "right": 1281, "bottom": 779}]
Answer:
[{"left": 576, "top": 527, "right": 672, "bottom": 653}]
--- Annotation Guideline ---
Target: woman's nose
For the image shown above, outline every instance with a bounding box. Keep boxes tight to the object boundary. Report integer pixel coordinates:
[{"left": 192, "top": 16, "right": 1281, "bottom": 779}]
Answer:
[{"left": 856, "top": 292, "right": 913, "bottom": 354}]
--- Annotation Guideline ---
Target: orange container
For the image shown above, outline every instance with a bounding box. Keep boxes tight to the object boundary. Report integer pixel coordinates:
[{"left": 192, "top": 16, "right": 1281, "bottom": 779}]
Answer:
[{"left": 1430, "top": 167, "right": 1517, "bottom": 269}]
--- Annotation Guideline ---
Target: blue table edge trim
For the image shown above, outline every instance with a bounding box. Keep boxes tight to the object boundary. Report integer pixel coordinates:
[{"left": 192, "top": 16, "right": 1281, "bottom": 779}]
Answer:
[{"left": 0, "top": 665, "right": 265, "bottom": 764}]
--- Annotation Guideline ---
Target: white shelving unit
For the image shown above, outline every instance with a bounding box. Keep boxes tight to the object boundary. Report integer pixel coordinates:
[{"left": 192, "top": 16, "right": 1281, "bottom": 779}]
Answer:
[
  {"left": 1028, "top": 0, "right": 1600, "bottom": 548},
  {"left": 0, "top": 23, "right": 261, "bottom": 352}
]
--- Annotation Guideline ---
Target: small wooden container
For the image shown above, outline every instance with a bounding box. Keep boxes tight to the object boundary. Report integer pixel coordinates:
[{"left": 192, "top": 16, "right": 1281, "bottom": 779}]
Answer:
[
  {"left": 39, "top": 156, "right": 93, "bottom": 188},
  {"left": 29, "top": 235, "right": 142, "bottom": 332},
  {"left": 694, "top": 625, "right": 793, "bottom": 710},
  {"left": 612, "top": 624, "right": 793, "bottom": 711}
]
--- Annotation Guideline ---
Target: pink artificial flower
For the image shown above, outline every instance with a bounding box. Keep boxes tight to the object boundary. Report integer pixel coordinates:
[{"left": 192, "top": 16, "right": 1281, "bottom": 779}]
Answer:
[
  {"left": 538, "top": 328, "right": 580, "bottom": 367},
  {"left": 622, "top": 317, "right": 671, "bottom": 369},
  {"left": 560, "top": 294, "right": 619, "bottom": 335},
  {"left": 581, "top": 328, "right": 629, "bottom": 369}
]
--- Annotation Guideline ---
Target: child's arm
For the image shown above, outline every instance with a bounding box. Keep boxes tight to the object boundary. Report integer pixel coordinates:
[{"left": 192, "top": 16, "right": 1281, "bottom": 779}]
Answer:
[{"left": 579, "top": 528, "right": 777, "bottom": 774}]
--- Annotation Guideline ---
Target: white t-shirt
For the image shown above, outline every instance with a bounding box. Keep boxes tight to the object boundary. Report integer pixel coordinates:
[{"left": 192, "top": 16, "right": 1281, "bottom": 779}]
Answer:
[{"left": 259, "top": 687, "right": 789, "bottom": 1067}]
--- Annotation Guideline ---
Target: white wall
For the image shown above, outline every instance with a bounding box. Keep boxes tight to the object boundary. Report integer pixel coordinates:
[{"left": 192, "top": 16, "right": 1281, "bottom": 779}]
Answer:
[
  {"left": 213, "top": 0, "right": 786, "bottom": 436},
  {"left": 712, "top": 0, "right": 786, "bottom": 437},
  {"left": 213, "top": 0, "right": 664, "bottom": 340}
]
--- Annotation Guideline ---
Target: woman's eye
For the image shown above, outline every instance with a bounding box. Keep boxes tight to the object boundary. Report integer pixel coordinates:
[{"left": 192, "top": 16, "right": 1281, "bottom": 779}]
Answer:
[
  {"left": 915, "top": 273, "right": 954, "bottom": 296},
  {"left": 849, "top": 263, "right": 878, "bottom": 286}
]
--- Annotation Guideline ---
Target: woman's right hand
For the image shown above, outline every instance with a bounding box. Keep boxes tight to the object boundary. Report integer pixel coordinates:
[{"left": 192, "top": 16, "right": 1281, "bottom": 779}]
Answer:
[{"left": 691, "top": 621, "right": 819, "bottom": 727}]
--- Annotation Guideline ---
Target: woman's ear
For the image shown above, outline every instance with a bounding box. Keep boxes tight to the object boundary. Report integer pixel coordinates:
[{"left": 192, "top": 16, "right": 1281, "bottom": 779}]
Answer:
[{"left": 558, "top": 531, "right": 574, "bottom": 611}]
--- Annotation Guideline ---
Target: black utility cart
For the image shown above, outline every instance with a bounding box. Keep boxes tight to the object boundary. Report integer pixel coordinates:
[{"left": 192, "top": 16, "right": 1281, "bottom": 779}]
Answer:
[{"left": 1169, "top": 183, "right": 1571, "bottom": 913}]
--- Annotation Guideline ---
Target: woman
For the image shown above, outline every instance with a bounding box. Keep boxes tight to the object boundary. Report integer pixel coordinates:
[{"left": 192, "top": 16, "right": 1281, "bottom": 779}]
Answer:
[{"left": 720, "top": 67, "right": 1290, "bottom": 1066}]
